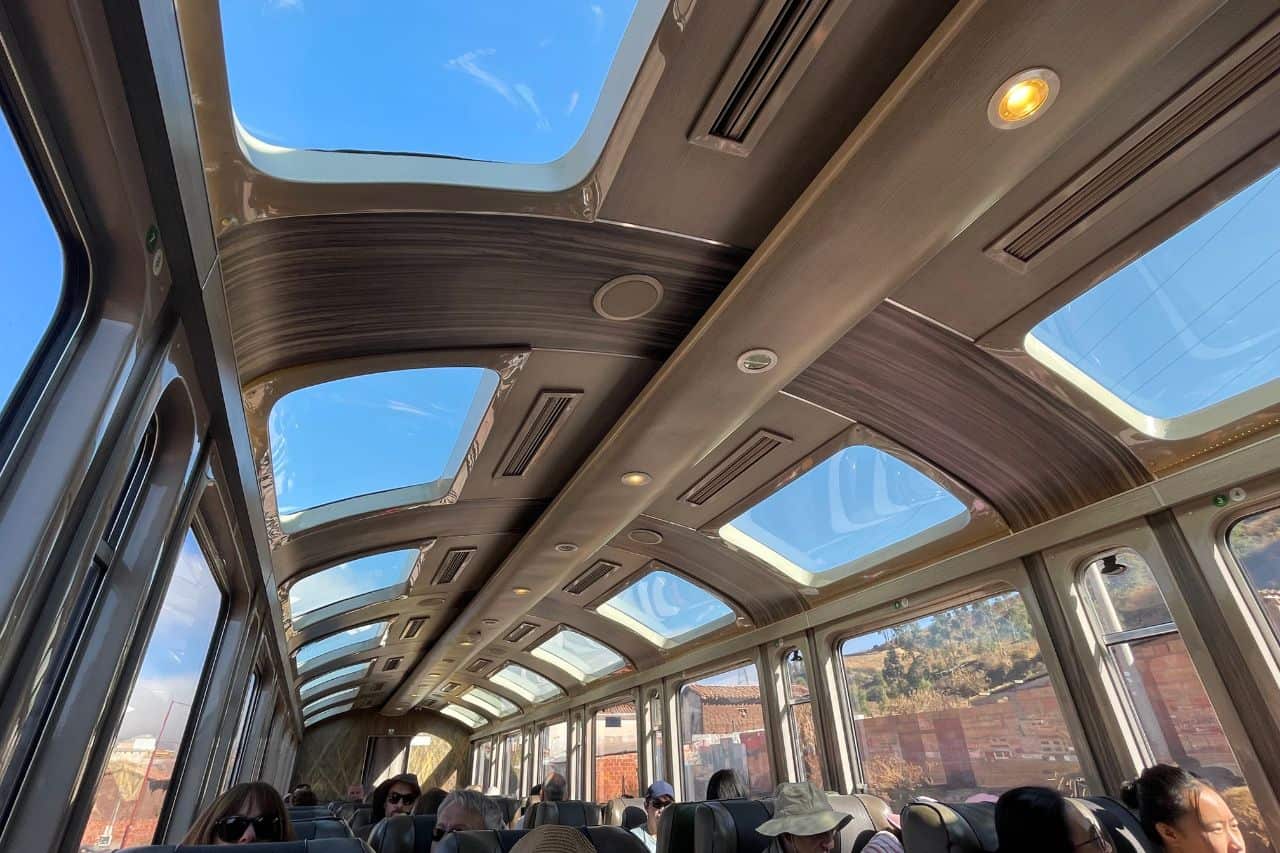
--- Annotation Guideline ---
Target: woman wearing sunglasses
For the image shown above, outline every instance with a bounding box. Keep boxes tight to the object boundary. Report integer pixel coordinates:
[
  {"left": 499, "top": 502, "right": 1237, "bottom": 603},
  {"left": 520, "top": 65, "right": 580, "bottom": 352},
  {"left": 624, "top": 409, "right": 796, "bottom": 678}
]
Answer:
[{"left": 182, "top": 781, "right": 295, "bottom": 845}]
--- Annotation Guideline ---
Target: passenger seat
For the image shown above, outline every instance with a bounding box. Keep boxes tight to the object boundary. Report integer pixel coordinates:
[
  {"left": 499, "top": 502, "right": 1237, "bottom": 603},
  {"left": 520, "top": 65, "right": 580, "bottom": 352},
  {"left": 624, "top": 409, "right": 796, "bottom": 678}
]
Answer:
[
  {"left": 368, "top": 813, "right": 437, "bottom": 853},
  {"left": 434, "top": 826, "right": 645, "bottom": 852},
  {"left": 119, "top": 840, "right": 369, "bottom": 853},
  {"left": 488, "top": 796, "right": 521, "bottom": 826},
  {"left": 693, "top": 798, "right": 774, "bottom": 853},
  {"left": 294, "top": 818, "right": 356, "bottom": 840},
  {"left": 605, "top": 797, "right": 645, "bottom": 826},
  {"left": 527, "top": 799, "right": 604, "bottom": 828},
  {"left": 901, "top": 801, "right": 998, "bottom": 853}
]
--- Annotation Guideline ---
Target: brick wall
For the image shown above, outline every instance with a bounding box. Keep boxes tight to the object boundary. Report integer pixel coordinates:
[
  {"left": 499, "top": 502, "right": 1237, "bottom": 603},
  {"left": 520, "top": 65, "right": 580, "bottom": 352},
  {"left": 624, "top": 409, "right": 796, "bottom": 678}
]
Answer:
[{"left": 594, "top": 752, "right": 640, "bottom": 800}]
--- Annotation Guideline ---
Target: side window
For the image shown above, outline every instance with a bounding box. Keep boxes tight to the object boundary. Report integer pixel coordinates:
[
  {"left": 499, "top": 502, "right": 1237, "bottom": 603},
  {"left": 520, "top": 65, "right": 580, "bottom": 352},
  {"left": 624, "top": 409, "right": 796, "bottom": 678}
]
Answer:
[
  {"left": 1080, "top": 549, "right": 1269, "bottom": 851},
  {"left": 79, "top": 529, "right": 225, "bottom": 851},
  {"left": 646, "top": 688, "right": 665, "bottom": 784},
  {"left": 0, "top": 100, "right": 66, "bottom": 420},
  {"left": 538, "top": 720, "right": 567, "bottom": 784},
  {"left": 783, "top": 649, "right": 825, "bottom": 787},
  {"left": 839, "top": 591, "right": 1084, "bottom": 806},
  {"left": 500, "top": 731, "right": 523, "bottom": 796},
  {"left": 1227, "top": 506, "right": 1280, "bottom": 642},
  {"left": 593, "top": 700, "right": 639, "bottom": 801},
  {"left": 679, "top": 662, "right": 772, "bottom": 798},
  {"left": 222, "top": 668, "right": 259, "bottom": 789}
]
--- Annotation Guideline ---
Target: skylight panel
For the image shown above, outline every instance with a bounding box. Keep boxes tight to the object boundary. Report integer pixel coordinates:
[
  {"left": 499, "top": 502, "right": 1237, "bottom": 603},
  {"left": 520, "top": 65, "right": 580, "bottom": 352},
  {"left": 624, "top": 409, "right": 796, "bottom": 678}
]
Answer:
[
  {"left": 719, "top": 445, "right": 969, "bottom": 587},
  {"left": 462, "top": 686, "right": 519, "bottom": 718},
  {"left": 294, "top": 621, "right": 389, "bottom": 670},
  {"left": 597, "top": 570, "right": 734, "bottom": 649},
  {"left": 441, "top": 704, "right": 488, "bottom": 729},
  {"left": 299, "top": 661, "right": 372, "bottom": 700},
  {"left": 302, "top": 687, "right": 360, "bottom": 718},
  {"left": 287, "top": 549, "right": 419, "bottom": 620},
  {"left": 217, "top": 1, "right": 666, "bottom": 191},
  {"left": 268, "top": 367, "right": 499, "bottom": 532},
  {"left": 531, "top": 629, "right": 626, "bottom": 683},
  {"left": 1027, "top": 166, "right": 1280, "bottom": 438},
  {"left": 305, "top": 702, "right": 354, "bottom": 728},
  {"left": 491, "top": 664, "right": 563, "bottom": 704}
]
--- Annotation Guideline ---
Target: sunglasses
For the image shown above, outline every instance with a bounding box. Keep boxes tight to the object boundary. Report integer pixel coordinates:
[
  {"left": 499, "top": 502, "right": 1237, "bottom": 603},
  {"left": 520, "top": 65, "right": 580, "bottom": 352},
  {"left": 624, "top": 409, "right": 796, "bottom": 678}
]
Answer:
[
  {"left": 647, "top": 798, "right": 674, "bottom": 810},
  {"left": 213, "top": 815, "right": 282, "bottom": 843},
  {"left": 387, "top": 791, "right": 419, "bottom": 805}
]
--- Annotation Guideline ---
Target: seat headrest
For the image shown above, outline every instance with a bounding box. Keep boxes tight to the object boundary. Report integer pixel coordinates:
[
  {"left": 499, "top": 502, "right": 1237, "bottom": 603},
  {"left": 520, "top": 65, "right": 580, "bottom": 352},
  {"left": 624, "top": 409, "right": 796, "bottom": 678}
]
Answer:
[
  {"left": 293, "top": 818, "right": 355, "bottom": 840},
  {"left": 530, "top": 800, "right": 603, "bottom": 827},
  {"left": 434, "top": 826, "right": 646, "bottom": 853},
  {"left": 605, "top": 797, "right": 646, "bottom": 826},
  {"left": 1076, "top": 797, "right": 1157, "bottom": 853},
  {"left": 825, "top": 794, "right": 880, "bottom": 853},
  {"left": 350, "top": 804, "right": 376, "bottom": 825},
  {"left": 694, "top": 799, "right": 775, "bottom": 853},
  {"left": 368, "top": 813, "right": 439, "bottom": 853},
  {"left": 658, "top": 802, "right": 700, "bottom": 853},
  {"left": 487, "top": 796, "right": 521, "bottom": 824},
  {"left": 622, "top": 806, "right": 647, "bottom": 831},
  {"left": 902, "top": 801, "right": 998, "bottom": 853},
  {"left": 120, "top": 841, "right": 368, "bottom": 853}
]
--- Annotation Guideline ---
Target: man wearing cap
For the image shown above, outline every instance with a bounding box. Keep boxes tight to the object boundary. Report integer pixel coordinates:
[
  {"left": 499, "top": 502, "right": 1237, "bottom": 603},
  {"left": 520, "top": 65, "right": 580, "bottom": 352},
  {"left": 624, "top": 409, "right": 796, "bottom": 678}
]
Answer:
[
  {"left": 756, "top": 782, "right": 852, "bottom": 853},
  {"left": 631, "top": 780, "right": 674, "bottom": 853}
]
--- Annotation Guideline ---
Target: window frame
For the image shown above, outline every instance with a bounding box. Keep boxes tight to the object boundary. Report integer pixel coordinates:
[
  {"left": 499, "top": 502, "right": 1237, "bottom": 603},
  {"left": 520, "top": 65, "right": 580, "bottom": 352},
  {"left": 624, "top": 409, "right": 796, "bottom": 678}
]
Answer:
[
  {"left": 776, "top": 640, "right": 827, "bottom": 787},
  {"left": 594, "top": 563, "right": 743, "bottom": 650},
  {"left": 293, "top": 618, "right": 392, "bottom": 677},
  {"left": 282, "top": 544, "right": 429, "bottom": 632},
  {"left": 587, "top": 691, "right": 641, "bottom": 802},
  {"left": 1219, "top": 499, "right": 1280, "bottom": 668},
  {"left": 535, "top": 716, "right": 570, "bottom": 789}
]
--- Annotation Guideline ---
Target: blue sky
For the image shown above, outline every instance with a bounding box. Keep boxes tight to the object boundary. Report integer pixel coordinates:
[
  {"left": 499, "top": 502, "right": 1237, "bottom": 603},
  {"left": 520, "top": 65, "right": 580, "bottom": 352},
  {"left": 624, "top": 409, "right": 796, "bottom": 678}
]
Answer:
[
  {"left": 0, "top": 110, "right": 63, "bottom": 418},
  {"left": 604, "top": 570, "right": 733, "bottom": 641},
  {"left": 288, "top": 548, "right": 418, "bottom": 617},
  {"left": 219, "top": 0, "right": 638, "bottom": 165}
]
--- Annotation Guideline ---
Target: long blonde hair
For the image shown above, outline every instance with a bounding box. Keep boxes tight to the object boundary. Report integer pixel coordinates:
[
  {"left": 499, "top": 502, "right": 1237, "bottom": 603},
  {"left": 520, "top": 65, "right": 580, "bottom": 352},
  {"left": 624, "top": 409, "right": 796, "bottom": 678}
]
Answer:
[{"left": 181, "top": 781, "right": 296, "bottom": 845}]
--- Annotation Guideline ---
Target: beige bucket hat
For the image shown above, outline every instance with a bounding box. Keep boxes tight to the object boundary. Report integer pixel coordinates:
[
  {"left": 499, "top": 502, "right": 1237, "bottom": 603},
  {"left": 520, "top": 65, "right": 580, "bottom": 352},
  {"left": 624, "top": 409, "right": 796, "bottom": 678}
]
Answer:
[
  {"left": 509, "top": 824, "right": 597, "bottom": 853},
  {"left": 757, "top": 782, "right": 852, "bottom": 838}
]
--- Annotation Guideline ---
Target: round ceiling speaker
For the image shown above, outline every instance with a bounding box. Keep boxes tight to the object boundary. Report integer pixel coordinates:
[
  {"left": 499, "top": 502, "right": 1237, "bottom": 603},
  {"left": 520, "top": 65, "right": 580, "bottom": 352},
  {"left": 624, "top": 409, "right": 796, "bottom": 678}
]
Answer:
[
  {"left": 594, "top": 274, "right": 664, "bottom": 321},
  {"left": 628, "top": 528, "right": 664, "bottom": 545}
]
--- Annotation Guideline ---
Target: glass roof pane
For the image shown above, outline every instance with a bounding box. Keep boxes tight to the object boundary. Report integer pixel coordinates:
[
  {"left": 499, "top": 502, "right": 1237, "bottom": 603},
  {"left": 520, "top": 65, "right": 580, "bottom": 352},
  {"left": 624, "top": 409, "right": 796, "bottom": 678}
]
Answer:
[
  {"left": 491, "top": 664, "right": 563, "bottom": 703},
  {"left": 287, "top": 549, "right": 418, "bottom": 619},
  {"left": 220, "top": 2, "right": 645, "bottom": 165},
  {"left": 462, "top": 686, "right": 519, "bottom": 718},
  {"left": 302, "top": 686, "right": 359, "bottom": 717},
  {"left": 441, "top": 704, "right": 487, "bottom": 729},
  {"left": 268, "top": 367, "right": 499, "bottom": 528},
  {"left": 304, "top": 702, "right": 353, "bottom": 728},
  {"left": 597, "top": 570, "right": 734, "bottom": 647},
  {"left": 720, "top": 445, "right": 969, "bottom": 586},
  {"left": 1028, "top": 167, "right": 1280, "bottom": 434},
  {"left": 299, "top": 661, "right": 372, "bottom": 700},
  {"left": 294, "top": 621, "right": 388, "bottom": 669},
  {"left": 531, "top": 629, "right": 626, "bottom": 682}
]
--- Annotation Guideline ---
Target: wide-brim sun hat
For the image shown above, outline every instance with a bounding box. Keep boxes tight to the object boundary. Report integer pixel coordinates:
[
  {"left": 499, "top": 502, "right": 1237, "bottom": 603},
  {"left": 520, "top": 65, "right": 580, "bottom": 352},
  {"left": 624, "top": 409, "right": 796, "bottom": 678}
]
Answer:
[
  {"left": 509, "top": 824, "right": 597, "bottom": 853},
  {"left": 756, "top": 782, "right": 852, "bottom": 838}
]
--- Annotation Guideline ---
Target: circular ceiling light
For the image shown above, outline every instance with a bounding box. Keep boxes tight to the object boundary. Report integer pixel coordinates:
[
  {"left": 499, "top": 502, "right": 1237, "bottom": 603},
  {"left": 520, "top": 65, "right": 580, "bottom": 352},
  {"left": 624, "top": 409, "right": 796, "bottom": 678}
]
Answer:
[
  {"left": 594, "top": 274, "right": 664, "bottom": 321},
  {"left": 458, "top": 638, "right": 475, "bottom": 647},
  {"left": 988, "top": 68, "right": 1059, "bottom": 129},
  {"left": 620, "top": 471, "right": 652, "bottom": 486},
  {"left": 554, "top": 542, "right": 579, "bottom": 553},
  {"left": 737, "top": 348, "right": 778, "bottom": 374},
  {"left": 512, "top": 586, "right": 532, "bottom": 596},
  {"left": 628, "top": 529, "right": 664, "bottom": 545}
]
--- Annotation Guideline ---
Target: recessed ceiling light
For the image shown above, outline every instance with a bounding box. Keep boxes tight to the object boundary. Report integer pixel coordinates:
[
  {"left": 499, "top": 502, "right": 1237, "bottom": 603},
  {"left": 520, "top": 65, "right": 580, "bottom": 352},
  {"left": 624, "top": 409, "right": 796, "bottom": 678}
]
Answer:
[
  {"left": 988, "top": 68, "right": 1059, "bottom": 129},
  {"left": 737, "top": 348, "right": 778, "bottom": 374},
  {"left": 554, "top": 542, "right": 579, "bottom": 553},
  {"left": 628, "top": 529, "right": 664, "bottom": 545},
  {"left": 621, "top": 471, "right": 652, "bottom": 486},
  {"left": 593, "top": 274, "right": 664, "bottom": 321},
  {"left": 459, "top": 639, "right": 474, "bottom": 647},
  {"left": 513, "top": 587, "right": 532, "bottom": 596}
]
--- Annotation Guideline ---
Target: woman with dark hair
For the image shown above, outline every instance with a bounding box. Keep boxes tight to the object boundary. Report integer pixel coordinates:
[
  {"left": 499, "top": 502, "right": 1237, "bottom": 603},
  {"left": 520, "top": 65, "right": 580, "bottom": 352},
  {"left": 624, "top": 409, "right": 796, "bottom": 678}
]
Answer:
[
  {"left": 1122, "top": 765, "right": 1244, "bottom": 853},
  {"left": 995, "top": 787, "right": 1111, "bottom": 853},
  {"left": 413, "top": 786, "right": 449, "bottom": 816},
  {"left": 182, "top": 782, "right": 295, "bottom": 845},
  {"left": 706, "top": 769, "right": 748, "bottom": 800},
  {"left": 370, "top": 773, "right": 421, "bottom": 821}
]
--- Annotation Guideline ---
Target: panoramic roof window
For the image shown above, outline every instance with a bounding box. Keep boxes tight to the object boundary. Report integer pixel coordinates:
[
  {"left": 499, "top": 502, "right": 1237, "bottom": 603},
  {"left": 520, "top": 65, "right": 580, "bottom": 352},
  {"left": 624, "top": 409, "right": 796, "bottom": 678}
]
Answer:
[
  {"left": 720, "top": 445, "right": 969, "bottom": 587},
  {"left": 302, "top": 686, "right": 359, "bottom": 718},
  {"left": 491, "top": 663, "right": 563, "bottom": 704},
  {"left": 287, "top": 549, "right": 419, "bottom": 621},
  {"left": 299, "top": 661, "right": 372, "bottom": 700},
  {"left": 441, "top": 704, "right": 487, "bottom": 729},
  {"left": 268, "top": 367, "right": 499, "bottom": 532},
  {"left": 218, "top": 1, "right": 665, "bottom": 190},
  {"left": 305, "top": 702, "right": 354, "bottom": 728},
  {"left": 1027, "top": 167, "right": 1280, "bottom": 438},
  {"left": 294, "top": 621, "right": 389, "bottom": 670},
  {"left": 462, "top": 686, "right": 519, "bottom": 718},
  {"left": 597, "top": 569, "right": 734, "bottom": 649},
  {"left": 531, "top": 629, "right": 626, "bottom": 683}
]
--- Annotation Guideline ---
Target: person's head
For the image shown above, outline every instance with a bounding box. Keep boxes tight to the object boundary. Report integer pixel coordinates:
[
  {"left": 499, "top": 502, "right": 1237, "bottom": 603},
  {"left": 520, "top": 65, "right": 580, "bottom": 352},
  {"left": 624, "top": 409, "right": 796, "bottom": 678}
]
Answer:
[
  {"left": 435, "top": 790, "right": 503, "bottom": 845},
  {"left": 996, "top": 786, "right": 1112, "bottom": 853},
  {"left": 182, "top": 782, "right": 296, "bottom": 845},
  {"left": 706, "top": 769, "right": 748, "bottom": 801},
  {"left": 509, "top": 824, "right": 596, "bottom": 853},
  {"left": 756, "top": 782, "right": 851, "bottom": 853},
  {"left": 372, "top": 773, "right": 422, "bottom": 819},
  {"left": 1122, "top": 765, "right": 1244, "bottom": 853},
  {"left": 292, "top": 788, "right": 319, "bottom": 807},
  {"left": 543, "top": 772, "right": 568, "bottom": 803},
  {"left": 642, "top": 781, "right": 676, "bottom": 836},
  {"left": 528, "top": 783, "right": 543, "bottom": 805},
  {"left": 415, "top": 787, "right": 449, "bottom": 816}
]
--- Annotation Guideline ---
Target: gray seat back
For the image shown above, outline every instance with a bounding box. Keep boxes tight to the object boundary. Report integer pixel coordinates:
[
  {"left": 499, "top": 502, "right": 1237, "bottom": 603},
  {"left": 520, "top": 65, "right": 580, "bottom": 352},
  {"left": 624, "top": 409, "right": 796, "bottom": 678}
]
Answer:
[
  {"left": 435, "top": 826, "right": 645, "bottom": 853},
  {"left": 693, "top": 798, "right": 774, "bottom": 853},
  {"left": 827, "top": 794, "right": 882, "bottom": 853},
  {"left": 369, "top": 813, "right": 438, "bottom": 853},
  {"left": 529, "top": 800, "right": 604, "bottom": 827},
  {"left": 902, "top": 801, "right": 997, "bottom": 853},
  {"left": 294, "top": 818, "right": 356, "bottom": 840},
  {"left": 119, "top": 841, "right": 368, "bottom": 853},
  {"left": 605, "top": 797, "right": 646, "bottom": 826}
]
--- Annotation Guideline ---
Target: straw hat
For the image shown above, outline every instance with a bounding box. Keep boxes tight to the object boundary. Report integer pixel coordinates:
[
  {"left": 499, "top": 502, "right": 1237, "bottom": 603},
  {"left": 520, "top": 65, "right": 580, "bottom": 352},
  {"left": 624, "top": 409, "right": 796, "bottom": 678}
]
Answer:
[
  {"left": 757, "top": 782, "right": 852, "bottom": 837},
  {"left": 509, "top": 825, "right": 597, "bottom": 853}
]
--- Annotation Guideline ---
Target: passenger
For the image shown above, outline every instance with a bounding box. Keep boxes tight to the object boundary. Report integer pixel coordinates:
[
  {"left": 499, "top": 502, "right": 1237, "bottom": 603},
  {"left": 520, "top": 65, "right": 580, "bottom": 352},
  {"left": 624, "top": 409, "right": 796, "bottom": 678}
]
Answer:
[
  {"left": 1122, "top": 764, "right": 1245, "bottom": 853},
  {"left": 706, "top": 768, "right": 748, "bottom": 800},
  {"left": 509, "top": 824, "right": 596, "bottom": 853},
  {"left": 292, "top": 788, "right": 319, "bottom": 807},
  {"left": 433, "top": 790, "right": 504, "bottom": 847},
  {"left": 512, "top": 783, "right": 544, "bottom": 828},
  {"left": 182, "top": 781, "right": 296, "bottom": 845},
  {"left": 756, "top": 781, "right": 851, "bottom": 853},
  {"left": 995, "top": 786, "right": 1112, "bottom": 853},
  {"left": 630, "top": 780, "right": 674, "bottom": 853},
  {"left": 543, "top": 772, "right": 568, "bottom": 803},
  {"left": 371, "top": 773, "right": 422, "bottom": 820},
  {"left": 414, "top": 786, "right": 449, "bottom": 815}
]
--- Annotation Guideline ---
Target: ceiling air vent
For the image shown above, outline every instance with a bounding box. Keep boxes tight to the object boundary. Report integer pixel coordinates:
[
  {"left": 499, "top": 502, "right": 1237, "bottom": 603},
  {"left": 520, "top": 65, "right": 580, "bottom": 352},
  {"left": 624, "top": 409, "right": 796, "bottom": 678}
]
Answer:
[
  {"left": 496, "top": 390, "right": 582, "bottom": 478},
  {"left": 443, "top": 681, "right": 462, "bottom": 694},
  {"left": 989, "top": 23, "right": 1280, "bottom": 269},
  {"left": 402, "top": 617, "right": 428, "bottom": 640},
  {"left": 383, "top": 657, "right": 403, "bottom": 672},
  {"left": 680, "top": 429, "right": 791, "bottom": 506},
  {"left": 466, "top": 658, "right": 493, "bottom": 674},
  {"left": 689, "top": 0, "right": 854, "bottom": 156},
  {"left": 504, "top": 621, "right": 539, "bottom": 644},
  {"left": 432, "top": 547, "right": 476, "bottom": 585},
  {"left": 565, "top": 560, "right": 621, "bottom": 596}
]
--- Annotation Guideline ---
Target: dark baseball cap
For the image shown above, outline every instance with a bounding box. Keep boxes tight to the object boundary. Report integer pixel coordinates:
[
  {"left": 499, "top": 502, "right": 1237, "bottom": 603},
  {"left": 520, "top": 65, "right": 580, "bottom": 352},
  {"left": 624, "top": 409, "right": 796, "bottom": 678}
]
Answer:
[{"left": 645, "top": 781, "right": 675, "bottom": 800}]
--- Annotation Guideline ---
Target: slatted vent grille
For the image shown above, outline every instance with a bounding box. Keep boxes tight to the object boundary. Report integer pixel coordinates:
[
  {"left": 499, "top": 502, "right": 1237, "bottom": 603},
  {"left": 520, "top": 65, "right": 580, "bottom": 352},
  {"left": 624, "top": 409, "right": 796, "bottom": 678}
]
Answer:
[
  {"left": 505, "top": 621, "right": 539, "bottom": 644},
  {"left": 995, "top": 27, "right": 1280, "bottom": 265},
  {"left": 565, "top": 560, "right": 621, "bottom": 595},
  {"left": 432, "top": 547, "right": 476, "bottom": 585},
  {"left": 402, "top": 617, "right": 427, "bottom": 640},
  {"left": 383, "top": 657, "right": 402, "bottom": 672},
  {"left": 680, "top": 429, "right": 791, "bottom": 506},
  {"left": 496, "top": 391, "right": 582, "bottom": 478},
  {"left": 467, "top": 658, "right": 493, "bottom": 674},
  {"left": 443, "top": 681, "right": 462, "bottom": 694}
]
